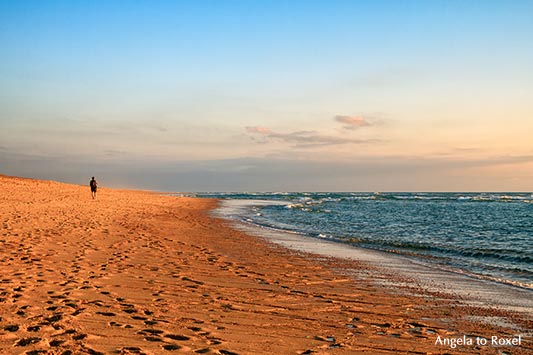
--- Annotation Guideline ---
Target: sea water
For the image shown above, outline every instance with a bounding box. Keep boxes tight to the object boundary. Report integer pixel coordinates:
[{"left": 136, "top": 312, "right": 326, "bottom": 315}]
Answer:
[{"left": 197, "top": 192, "right": 533, "bottom": 290}]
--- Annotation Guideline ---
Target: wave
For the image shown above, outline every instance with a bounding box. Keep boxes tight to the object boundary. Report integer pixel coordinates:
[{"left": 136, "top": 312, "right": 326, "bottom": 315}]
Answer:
[
  {"left": 239, "top": 210, "right": 533, "bottom": 269},
  {"left": 237, "top": 213, "right": 533, "bottom": 290},
  {"left": 212, "top": 194, "right": 533, "bottom": 291},
  {"left": 365, "top": 193, "right": 533, "bottom": 203},
  {"left": 361, "top": 240, "right": 533, "bottom": 265},
  {"left": 198, "top": 192, "right": 533, "bottom": 205}
]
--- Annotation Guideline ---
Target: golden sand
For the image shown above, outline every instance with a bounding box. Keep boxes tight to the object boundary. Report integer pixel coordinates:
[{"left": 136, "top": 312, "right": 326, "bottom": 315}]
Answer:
[{"left": 0, "top": 175, "right": 530, "bottom": 354}]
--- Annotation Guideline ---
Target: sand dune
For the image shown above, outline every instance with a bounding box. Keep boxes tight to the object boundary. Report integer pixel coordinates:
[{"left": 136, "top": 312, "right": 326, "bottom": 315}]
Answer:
[{"left": 0, "top": 175, "right": 530, "bottom": 354}]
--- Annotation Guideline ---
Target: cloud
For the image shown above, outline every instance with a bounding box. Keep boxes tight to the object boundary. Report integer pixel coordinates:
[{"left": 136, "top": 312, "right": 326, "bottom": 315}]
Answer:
[
  {"left": 334, "top": 115, "right": 372, "bottom": 130},
  {"left": 3, "top": 153, "right": 533, "bottom": 192},
  {"left": 245, "top": 126, "right": 377, "bottom": 148},
  {"left": 148, "top": 124, "right": 168, "bottom": 133},
  {"left": 104, "top": 149, "right": 129, "bottom": 157},
  {"left": 245, "top": 126, "right": 273, "bottom": 134},
  {"left": 2, "top": 137, "right": 533, "bottom": 192}
]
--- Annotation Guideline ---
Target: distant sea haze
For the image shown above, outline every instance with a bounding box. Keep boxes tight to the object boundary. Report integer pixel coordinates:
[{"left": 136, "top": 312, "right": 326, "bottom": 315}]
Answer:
[{"left": 198, "top": 192, "right": 533, "bottom": 289}]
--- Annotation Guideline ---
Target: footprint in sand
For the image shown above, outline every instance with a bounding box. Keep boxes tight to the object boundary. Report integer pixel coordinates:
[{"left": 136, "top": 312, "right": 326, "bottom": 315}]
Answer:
[
  {"left": 162, "top": 344, "right": 182, "bottom": 351},
  {"left": 219, "top": 350, "right": 240, "bottom": 355},
  {"left": 119, "top": 346, "right": 145, "bottom": 354},
  {"left": 4, "top": 324, "right": 20, "bottom": 332},
  {"left": 14, "top": 337, "right": 41, "bottom": 346},
  {"left": 72, "top": 333, "right": 87, "bottom": 340},
  {"left": 96, "top": 311, "right": 116, "bottom": 317},
  {"left": 123, "top": 308, "right": 137, "bottom": 314},
  {"left": 49, "top": 339, "right": 65, "bottom": 346}
]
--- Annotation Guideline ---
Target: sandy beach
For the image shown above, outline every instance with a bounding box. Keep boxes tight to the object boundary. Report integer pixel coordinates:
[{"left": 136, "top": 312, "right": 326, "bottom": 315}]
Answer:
[{"left": 0, "top": 174, "right": 531, "bottom": 355}]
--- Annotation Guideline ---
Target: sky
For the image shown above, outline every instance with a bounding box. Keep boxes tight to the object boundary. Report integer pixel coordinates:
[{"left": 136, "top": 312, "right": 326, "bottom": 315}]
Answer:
[{"left": 1, "top": 0, "right": 532, "bottom": 191}]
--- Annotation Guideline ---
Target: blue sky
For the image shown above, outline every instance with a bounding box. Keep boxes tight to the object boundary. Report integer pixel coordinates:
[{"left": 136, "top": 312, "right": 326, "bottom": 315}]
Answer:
[{"left": 1, "top": 0, "right": 532, "bottom": 191}]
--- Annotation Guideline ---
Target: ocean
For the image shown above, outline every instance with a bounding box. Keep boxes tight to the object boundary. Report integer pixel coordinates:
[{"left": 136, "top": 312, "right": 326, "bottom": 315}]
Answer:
[{"left": 198, "top": 192, "right": 533, "bottom": 290}]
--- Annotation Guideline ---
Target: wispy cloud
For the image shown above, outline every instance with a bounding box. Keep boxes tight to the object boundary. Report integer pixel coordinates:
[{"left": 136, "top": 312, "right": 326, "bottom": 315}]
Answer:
[
  {"left": 334, "top": 115, "right": 373, "bottom": 130},
  {"left": 246, "top": 126, "right": 273, "bottom": 135},
  {"left": 245, "top": 126, "right": 377, "bottom": 148}
]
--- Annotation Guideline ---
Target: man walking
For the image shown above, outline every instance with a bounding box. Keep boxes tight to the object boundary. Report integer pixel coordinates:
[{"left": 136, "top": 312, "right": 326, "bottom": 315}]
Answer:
[{"left": 90, "top": 177, "right": 98, "bottom": 199}]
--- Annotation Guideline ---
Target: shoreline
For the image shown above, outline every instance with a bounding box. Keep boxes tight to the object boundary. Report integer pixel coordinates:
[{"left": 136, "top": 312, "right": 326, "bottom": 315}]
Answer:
[
  {"left": 207, "top": 196, "right": 533, "bottom": 291},
  {"left": 227, "top": 214, "right": 533, "bottom": 316},
  {"left": 1, "top": 175, "right": 531, "bottom": 354},
  {"left": 213, "top": 199, "right": 533, "bottom": 314}
]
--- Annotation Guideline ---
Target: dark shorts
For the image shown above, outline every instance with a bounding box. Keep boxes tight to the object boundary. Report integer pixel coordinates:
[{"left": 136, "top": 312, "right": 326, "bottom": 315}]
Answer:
[{"left": 91, "top": 187, "right": 97, "bottom": 192}]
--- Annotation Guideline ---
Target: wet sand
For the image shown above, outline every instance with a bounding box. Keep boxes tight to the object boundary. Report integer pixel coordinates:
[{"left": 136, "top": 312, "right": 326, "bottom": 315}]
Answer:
[{"left": 0, "top": 174, "right": 531, "bottom": 354}]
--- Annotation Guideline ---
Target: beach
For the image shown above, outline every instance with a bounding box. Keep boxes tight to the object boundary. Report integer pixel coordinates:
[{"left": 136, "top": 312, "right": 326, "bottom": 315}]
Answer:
[{"left": 0, "top": 175, "right": 531, "bottom": 355}]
